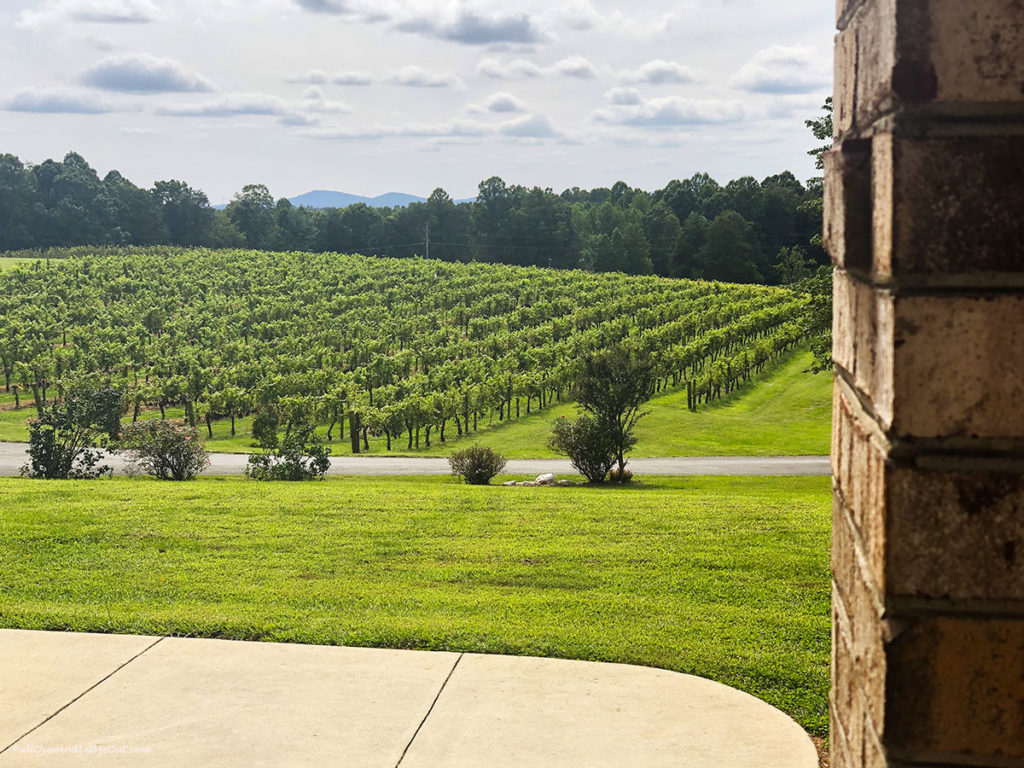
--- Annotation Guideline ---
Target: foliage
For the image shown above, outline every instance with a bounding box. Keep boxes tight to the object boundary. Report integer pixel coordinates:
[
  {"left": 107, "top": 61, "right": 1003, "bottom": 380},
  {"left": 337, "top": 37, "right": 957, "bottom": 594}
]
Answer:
[
  {"left": 0, "top": 151, "right": 825, "bottom": 283},
  {"left": 21, "top": 386, "right": 122, "bottom": 479},
  {"left": 121, "top": 419, "right": 209, "bottom": 481},
  {"left": 0, "top": 475, "right": 833, "bottom": 735},
  {"left": 251, "top": 409, "right": 281, "bottom": 449},
  {"left": 448, "top": 444, "right": 507, "bottom": 485},
  {"left": 547, "top": 415, "right": 618, "bottom": 483},
  {"left": 0, "top": 249, "right": 808, "bottom": 455},
  {"left": 575, "top": 347, "right": 657, "bottom": 473},
  {"left": 775, "top": 246, "right": 816, "bottom": 285},
  {"left": 805, "top": 97, "right": 834, "bottom": 172},
  {"left": 608, "top": 467, "right": 633, "bottom": 483},
  {"left": 245, "top": 422, "right": 331, "bottom": 481},
  {"left": 798, "top": 266, "right": 833, "bottom": 374}
]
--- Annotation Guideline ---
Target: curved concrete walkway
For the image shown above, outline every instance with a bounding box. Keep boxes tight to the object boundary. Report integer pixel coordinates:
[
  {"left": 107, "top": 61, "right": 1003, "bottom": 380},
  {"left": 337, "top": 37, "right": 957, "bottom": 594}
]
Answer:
[
  {"left": 0, "top": 630, "right": 817, "bottom": 767},
  {"left": 0, "top": 441, "right": 830, "bottom": 477}
]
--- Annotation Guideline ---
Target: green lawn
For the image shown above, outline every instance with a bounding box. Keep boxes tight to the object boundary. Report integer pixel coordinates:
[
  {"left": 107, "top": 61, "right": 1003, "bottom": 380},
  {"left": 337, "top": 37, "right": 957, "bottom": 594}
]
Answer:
[
  {"left": 0, "top": 257, "right": 41, "bottom": 271},
  {"left": 0, "top": 350, "right": 832, "bottom": 457},
  {"left": 0, "top": 475, "right": 831, "bottom": 735}
]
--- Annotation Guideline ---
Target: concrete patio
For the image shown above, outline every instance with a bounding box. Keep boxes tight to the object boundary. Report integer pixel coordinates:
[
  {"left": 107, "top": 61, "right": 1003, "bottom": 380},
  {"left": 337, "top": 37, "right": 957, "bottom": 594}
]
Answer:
[{"left": 0, "top": 630, "right": 817, "bottom": 767}]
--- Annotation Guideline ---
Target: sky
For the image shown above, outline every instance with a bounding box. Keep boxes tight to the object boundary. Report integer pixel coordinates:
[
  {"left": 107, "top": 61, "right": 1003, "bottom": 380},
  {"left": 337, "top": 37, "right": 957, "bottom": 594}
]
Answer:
[{"left": 0, "top": 0, "right": 834, "bottom": 204}]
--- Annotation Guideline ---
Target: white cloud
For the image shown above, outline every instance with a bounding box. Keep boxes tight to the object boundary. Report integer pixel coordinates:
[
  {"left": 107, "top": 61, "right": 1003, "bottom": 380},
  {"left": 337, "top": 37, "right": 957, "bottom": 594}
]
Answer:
[
  {"left": 301, "top": 119, "right": 491, "bottom": 141},
  {"left": 392, "top": 10, "right": 544, "bottom": 45},
  {"left": 593, "top": 96, "right": 744, "bottom": 128},
  {"left": 332, "top": 71, "right": 373, "bottom": 86},
  {"left": 299, "top": 111, "right": 567, "bottom": 142},
  {"left": 476, "top": 58, "right": 542, "bottom": 80},
  {"left": 618, "top": 59, "right": 701, "bottom": 85},
  {"left": 285, "top": 69, "right": 329, "bottom": 85},
  {"left": 476, "top": 56, "right": 597, "bottom": 80},
  {"left": 388, "top": 66, "right": 463, "bottom": 89},
  {"left": 285, "top": 69, "right": 373, "bottom": 86},
  {"left": 551, "top": 56, "right": 596, "bottom": 79},
  {"left": 497, "top": 113, "right": 561, "bottom": 138},
  {"left": 79, "top": 53, "right": 216, "bottom": 93},
  {"left": 605, "top": 87, "right": 642, "bottom": 106},
  {"left": 156, "top": 93, "right": 291, "bottom": 118},
  {"left": 155, "top": 90, "right": 350, "bottom": 126},
  {"left": 0, "top": 86, "right": 130, "bottom": 114},
  {"left": 482, "top": 92, "right": 527, "bottom": 113},
  {"left": 18, "top": 0, "right": 161, "bottom": 27},
  {"left": 730, "top": 44, "right": 831, "bottom": 94}
]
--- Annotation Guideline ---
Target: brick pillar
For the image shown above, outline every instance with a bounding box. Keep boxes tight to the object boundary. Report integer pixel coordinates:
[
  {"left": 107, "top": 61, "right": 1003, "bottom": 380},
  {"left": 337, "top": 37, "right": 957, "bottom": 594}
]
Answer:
[{"left": 828, "top": 2, "right": 1024, "bottom": 766}]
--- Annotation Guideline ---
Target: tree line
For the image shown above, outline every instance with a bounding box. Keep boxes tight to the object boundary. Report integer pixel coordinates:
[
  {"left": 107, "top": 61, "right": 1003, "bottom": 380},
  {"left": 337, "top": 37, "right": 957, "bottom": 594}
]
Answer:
[{"left": 0, "top": 152, "right": 825, "bottom": 285}]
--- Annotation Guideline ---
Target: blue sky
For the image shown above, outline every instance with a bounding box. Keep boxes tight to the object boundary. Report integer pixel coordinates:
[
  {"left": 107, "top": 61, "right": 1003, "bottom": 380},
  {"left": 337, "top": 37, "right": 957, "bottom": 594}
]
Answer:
[{"left": 0, "top": 0, "right": 834, "bottom": 203}]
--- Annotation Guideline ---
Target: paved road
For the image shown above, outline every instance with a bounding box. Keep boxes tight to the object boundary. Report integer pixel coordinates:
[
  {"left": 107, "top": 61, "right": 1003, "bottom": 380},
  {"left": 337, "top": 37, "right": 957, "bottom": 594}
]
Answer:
[{"left": 0, "top": 441, "right": 830, "bottom": 477}]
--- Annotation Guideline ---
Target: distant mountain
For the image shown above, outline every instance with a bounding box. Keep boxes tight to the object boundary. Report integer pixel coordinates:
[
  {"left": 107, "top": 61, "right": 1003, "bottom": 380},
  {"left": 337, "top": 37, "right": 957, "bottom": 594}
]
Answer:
[
  {"left": 289, "top": 190, "right": 426, "bottom": 209},
  {"left": 214, "top": 190, "right": 476, "bottom": 210}
]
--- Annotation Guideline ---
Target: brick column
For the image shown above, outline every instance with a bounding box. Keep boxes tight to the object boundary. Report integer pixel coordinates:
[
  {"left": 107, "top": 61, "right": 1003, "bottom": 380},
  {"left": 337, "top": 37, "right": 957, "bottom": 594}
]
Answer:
[{"left": 827, "top": 2, "right": 1024, "bottom": 766}]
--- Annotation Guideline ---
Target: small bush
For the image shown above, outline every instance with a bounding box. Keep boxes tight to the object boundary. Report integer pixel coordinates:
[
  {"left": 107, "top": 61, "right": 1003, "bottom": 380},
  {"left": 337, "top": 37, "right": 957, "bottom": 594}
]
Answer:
[
  {"left": 547, "top": 415, "right": 618, "bottom": 484},
  {"left": 608, "top": 467, "right": 634, "bottom": 484},
  {"left": 22, "top": 386, "right": 123, "bottom": 479},
  {"left": 122, "top": 420, "right": 209, "bottom": 481},
  {"left": 448, "top": 445, "right": 507, "bottom": 485},
  {"left": 246, "top": 422, "right": 330, "bottom": 481}
]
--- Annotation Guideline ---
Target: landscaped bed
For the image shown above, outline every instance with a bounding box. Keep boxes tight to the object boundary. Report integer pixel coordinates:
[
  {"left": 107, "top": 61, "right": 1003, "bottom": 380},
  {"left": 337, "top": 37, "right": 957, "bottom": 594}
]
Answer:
[{"left": 0, "top": 475, "right": 831, "bottom": 735}]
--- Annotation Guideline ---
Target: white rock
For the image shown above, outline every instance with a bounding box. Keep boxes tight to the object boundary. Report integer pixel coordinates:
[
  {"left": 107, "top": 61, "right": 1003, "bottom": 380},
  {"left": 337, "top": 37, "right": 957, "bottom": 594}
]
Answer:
[
  {"left": 502, "top": 481, "right": 517, "bottom": 486},
  {"left": 536, "top": 473, "right": 557, "bottom": 485},
  {"left": 520, "top": 481, "right": 538, "bottom": 487},
  {"left": 556, "top": 480, "right": 574, "bottom": 487}
]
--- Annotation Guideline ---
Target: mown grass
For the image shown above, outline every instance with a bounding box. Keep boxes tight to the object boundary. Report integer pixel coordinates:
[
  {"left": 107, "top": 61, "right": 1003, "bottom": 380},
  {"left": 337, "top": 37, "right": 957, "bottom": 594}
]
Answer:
[
  {"left": 0, "top": 257, "right": 41, "bottom": 271},
  {"left": 0, "top": 350, "right": 832, "bottom": 458},
  {"left": 0, "top": 474, "right": 831, "bottom": 735}
]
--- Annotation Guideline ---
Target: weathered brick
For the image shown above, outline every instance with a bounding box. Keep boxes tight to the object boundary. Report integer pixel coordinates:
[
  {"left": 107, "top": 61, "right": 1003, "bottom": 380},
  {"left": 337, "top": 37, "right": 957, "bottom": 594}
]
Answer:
[
  {"left": 833, "top": 387, "right": 888, "bottom": 585},
  {"left": 925, "top": 0, "right": 1024, "bottom": 104},
  {"left": 834, "top": 26, "right": 858, "bottom": 137},
  {"left": 885, "top": 136, "right": 1024, "bottom": 279},
  {"left": 824, "top": 140, "right": 872, "bottom": 272},
  {"left": 887, "top": 617, "right": 1024, "bottom": 759},
  {"left": 870, "top": 133, "right": 894, "bottom": 281},
  {"left": 832, "top": 271, "right": 895, "bottom": 427},
  {"left": 833, "top": 505, "right": 887, "bottom": 738},
  {"left": 887, "top": 468, "right": 1024, "bottom": 602},
  {"left": 840, "top": 0, "right": 1024, "bottom": 139},
  {"left": 852, "top": 0, "right": 897, "bottom": 129},
  {"left": 892, "top": 294, "right": 1024, "bottom": 439}
]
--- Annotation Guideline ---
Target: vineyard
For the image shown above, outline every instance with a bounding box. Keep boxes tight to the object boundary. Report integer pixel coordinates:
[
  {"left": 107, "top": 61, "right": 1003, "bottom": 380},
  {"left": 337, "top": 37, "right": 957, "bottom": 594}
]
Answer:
[{"left": 0, "top": 248, "right": 807, "bottom": 452}]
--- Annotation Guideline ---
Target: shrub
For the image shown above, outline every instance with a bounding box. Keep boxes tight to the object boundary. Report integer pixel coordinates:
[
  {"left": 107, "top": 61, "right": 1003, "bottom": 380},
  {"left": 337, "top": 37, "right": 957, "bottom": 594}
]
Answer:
[
  {"left": 22, "top": 386, "right": 123, "bottom": 479},
  {"left": 251, "top": 409, "right": 280, "bottom": 449},
  {"left": 246, "top": 422, "right": 330, "bottom": 481},
  {"left": 448, "top": 445, "right": 507, "bottom": 485},
  {"left": 121, "top": 420, "right": 209, "bottom": 481},
  {"left": 547, "top": 415, "right": 618, "bottom": 484},
  {"left": 608, "top": 467, "right": 634, "bottom": 484}
]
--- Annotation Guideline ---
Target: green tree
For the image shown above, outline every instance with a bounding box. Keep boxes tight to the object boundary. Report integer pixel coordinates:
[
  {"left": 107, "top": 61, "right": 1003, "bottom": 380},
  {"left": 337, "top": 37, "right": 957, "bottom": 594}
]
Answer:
[
  {"left": 574, "top": 347, "right": 656, "bottom": 474},
  {"left": 697, "top": 211, "right": 763, "bottom": 283},
  {"left": 226, "top": 184, "right": 278, "bottom": 249},
  {"left": 152, "top": 180, "right": 214, "bottom": 246},
  {"left": 673, "top": 212, "right": 708, "bottom": 278},
  {"left": 643, "top": 203, "right": 682, "bottom": 277}
]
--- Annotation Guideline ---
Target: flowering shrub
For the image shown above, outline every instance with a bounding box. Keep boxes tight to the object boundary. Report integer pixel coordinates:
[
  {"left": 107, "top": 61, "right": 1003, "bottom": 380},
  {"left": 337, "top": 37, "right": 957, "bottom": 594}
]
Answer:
[{"left": 121, "top": 420, "right": 210, "bottom": 481}]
